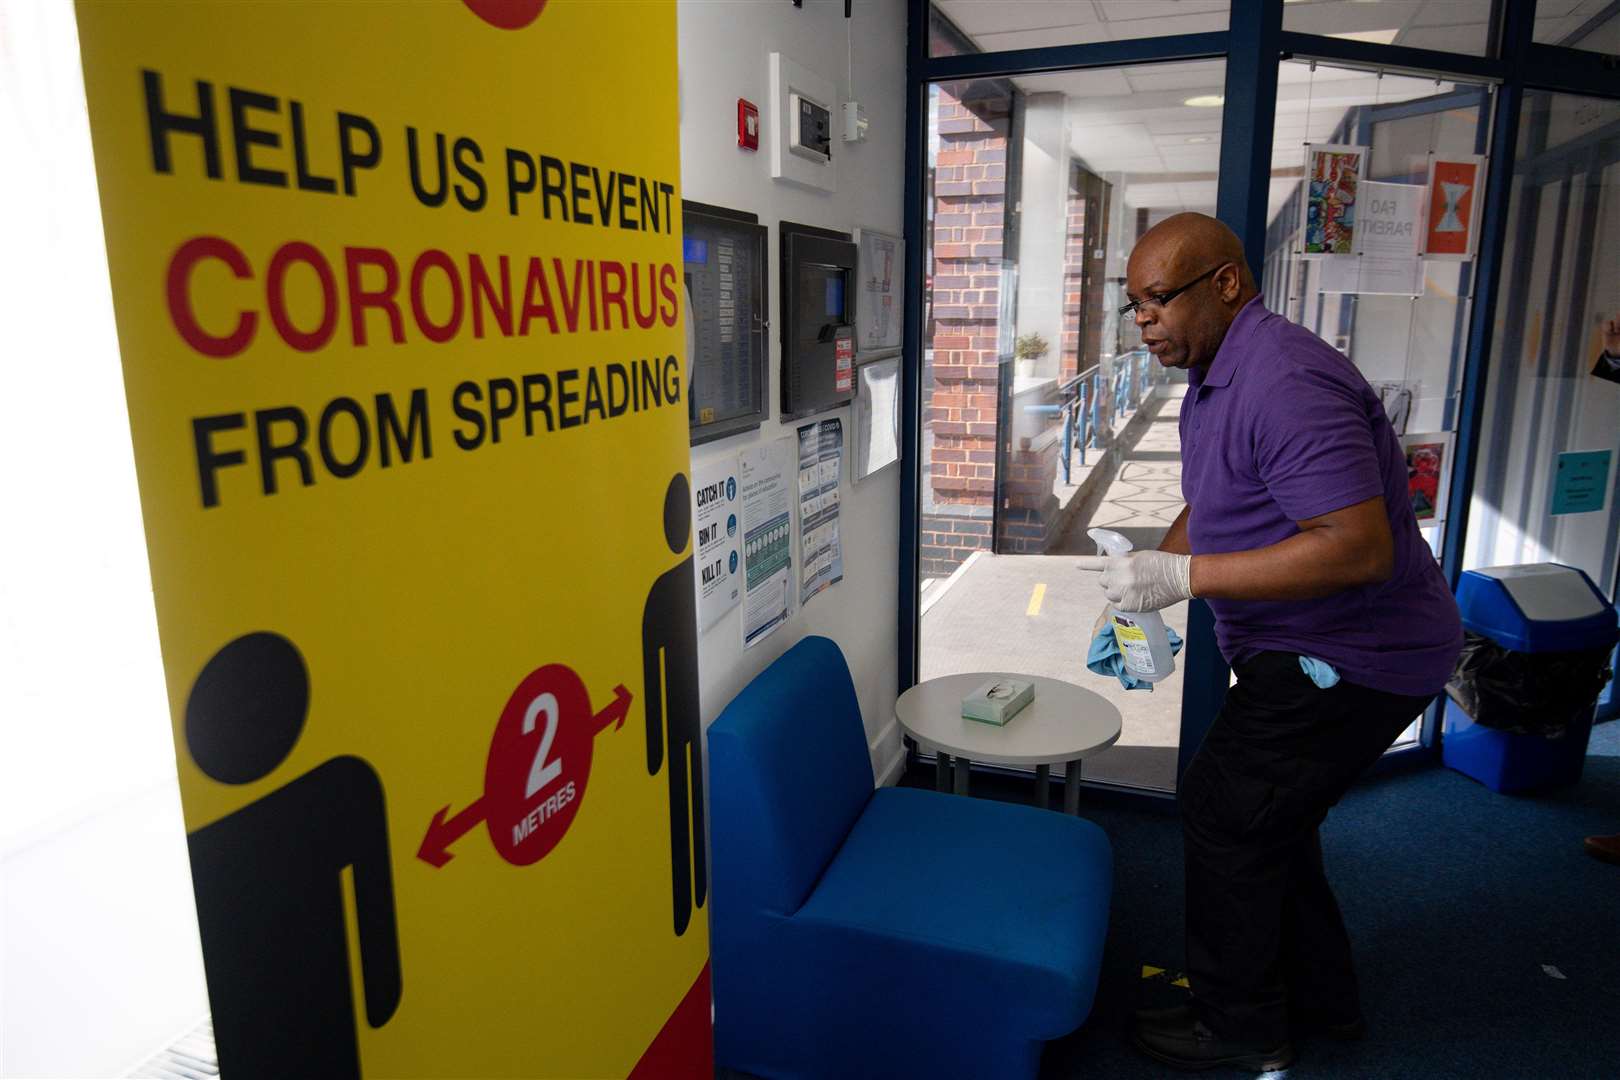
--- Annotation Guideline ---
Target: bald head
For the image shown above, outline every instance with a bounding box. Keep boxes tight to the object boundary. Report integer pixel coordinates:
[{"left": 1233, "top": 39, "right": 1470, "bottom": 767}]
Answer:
[
  {"left": 1131, "top": 213, "right": 1256, "bottom": 292},
  {"left": 1125, "top": 212, "right": 1259, "bottom": 372}
]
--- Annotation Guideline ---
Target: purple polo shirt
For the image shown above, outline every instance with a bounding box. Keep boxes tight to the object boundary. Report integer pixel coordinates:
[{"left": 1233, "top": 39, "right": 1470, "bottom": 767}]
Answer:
[{"left": 1180, "top": 298, "right": 1462, "bottom": 697}]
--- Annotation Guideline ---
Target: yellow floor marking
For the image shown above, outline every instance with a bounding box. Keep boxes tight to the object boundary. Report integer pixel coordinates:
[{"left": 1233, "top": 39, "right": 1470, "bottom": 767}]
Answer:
[
  {"left": 1027, "top": 583, "right": 1047, "bottom": 617},
  {"left": 1142, "top": 964, "right": 1190, "bottom": 989}
]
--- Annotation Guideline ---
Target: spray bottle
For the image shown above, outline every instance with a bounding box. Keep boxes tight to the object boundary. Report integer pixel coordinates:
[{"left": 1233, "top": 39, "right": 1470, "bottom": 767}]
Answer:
[{"left": 1087, "top": 527, "right": 1176, "bottom": 682}]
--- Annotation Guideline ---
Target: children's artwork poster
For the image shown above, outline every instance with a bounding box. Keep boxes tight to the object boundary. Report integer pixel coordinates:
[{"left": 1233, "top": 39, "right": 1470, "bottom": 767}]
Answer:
[
  {"left": 1302, "top": 143, "right": 1365, "bottom": 258},
  {"left": 740, "top": 438, "right": 794, "bottom": 649},
  {"left": 1402, "top": 433, "right": 1452, "bottom": 524},
  {"left": 74, "top": 2, "right": 711, "bottom": 1077},
  {"left": 796, "top": 418, "right": 845, "bottom": 606},
  {"left": 692, "top": 455, "right": 742, "bottom": 631},
  {"left": 1424, "top": 155, "right": 1486, "bottom": 259}
]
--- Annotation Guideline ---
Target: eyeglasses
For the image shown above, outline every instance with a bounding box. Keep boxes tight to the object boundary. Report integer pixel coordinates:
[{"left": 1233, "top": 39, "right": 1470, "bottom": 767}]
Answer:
[{"left": 1118, "top": 263, "right": 1227, "bottom": 319}]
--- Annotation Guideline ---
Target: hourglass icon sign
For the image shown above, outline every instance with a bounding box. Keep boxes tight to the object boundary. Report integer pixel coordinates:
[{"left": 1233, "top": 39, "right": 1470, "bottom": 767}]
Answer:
[{"left": 1436, "top": 181, "right": 1469, "bottom": 232}]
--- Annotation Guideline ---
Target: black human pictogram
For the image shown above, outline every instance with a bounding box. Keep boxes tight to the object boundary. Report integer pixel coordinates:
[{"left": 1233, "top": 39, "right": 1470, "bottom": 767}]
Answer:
[
  {"left": 643, "top": 473, "right": 707, "bottom": 937},
  {"left": 184, "top": 631, "right": 402, "bottom": 1079}
]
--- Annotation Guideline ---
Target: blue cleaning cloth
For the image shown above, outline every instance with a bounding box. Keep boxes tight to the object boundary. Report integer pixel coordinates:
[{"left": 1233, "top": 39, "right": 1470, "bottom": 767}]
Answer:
[
  {"left": 1299, "top": 656, "right": 1340, "bottom": 688},
  {"left": 1087, "top": 623, "right": 1184, "bottom": 691},
  {"left": 1087, "top": 624, "right": 1338, "bottom": 691}
]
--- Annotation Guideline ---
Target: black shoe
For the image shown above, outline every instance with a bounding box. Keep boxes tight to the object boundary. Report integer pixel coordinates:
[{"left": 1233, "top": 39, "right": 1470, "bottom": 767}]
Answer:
[
  {"left": 1131, "top": 1009, "right": 1295, "bottom": 1073},
  {"left": 1135, "top": 1002, "right": 1196, "bottom": 1026},
  {"left": 1140, "top": 1001, "right": 1367, "bottom": 1043},
  {"left": 1291, "top": 1008, "right": 1367, "bottom": 1041}
]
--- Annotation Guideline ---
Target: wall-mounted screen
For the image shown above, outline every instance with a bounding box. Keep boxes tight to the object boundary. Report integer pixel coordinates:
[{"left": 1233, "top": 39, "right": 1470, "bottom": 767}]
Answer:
[
  {"left": 780, "top": 221, "right": 858, "bottom": 420},
  {"left": 683, "top": 201, "right": 768, "bottom": 445},
  {"left": 797, "top": 263, "right": 848, "bottom": 337}
]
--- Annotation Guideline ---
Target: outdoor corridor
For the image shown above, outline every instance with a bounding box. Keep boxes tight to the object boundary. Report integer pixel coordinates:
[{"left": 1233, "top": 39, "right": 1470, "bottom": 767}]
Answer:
[{"left": 920, "top": 385, "right": 1190, "bottom": 792}]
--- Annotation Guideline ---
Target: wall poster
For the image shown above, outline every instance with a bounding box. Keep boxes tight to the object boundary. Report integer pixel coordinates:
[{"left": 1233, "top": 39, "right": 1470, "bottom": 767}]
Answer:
[
  {"left": 693, "top": 454, "right": 742, "bottom": 631},
  {"left": 1423, "top": 154, "right": 1486, "bottom": 260},
  {"left": 853, "top": 356, "right": 900, "bottom": 481},
  {"left": 1552, "top": 450, "right": 1612, "bottom": 516},
  {"left": 1319, "top": 256, "right": 1426, "bottom": 297},
  {"left": 75, "top": 2, "right": 710, "bottom": 1077},
  {"left": 853, "top": 226, "right": 903, "bottom": 356},
  {"left": 1301, "top": 143, "right": 1367, "bottom": 258},
  {"left": 1357, "top": 180, "right": 1423, "bottom": 259},
  {"left": 740, "top": 438, "right": 794, "bottom": 649},
  {"left": 796, "top": 418, "right": 845, "bottom": 606},
  {"left": 1401, "top": 433, "right": 1453, "bottom": 525}
]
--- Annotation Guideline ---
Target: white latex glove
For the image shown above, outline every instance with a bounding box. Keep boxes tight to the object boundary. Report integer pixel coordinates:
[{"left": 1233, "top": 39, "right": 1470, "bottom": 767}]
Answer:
[{"left": 1076, "top": 551, "right": 1193, "bottom": 612}]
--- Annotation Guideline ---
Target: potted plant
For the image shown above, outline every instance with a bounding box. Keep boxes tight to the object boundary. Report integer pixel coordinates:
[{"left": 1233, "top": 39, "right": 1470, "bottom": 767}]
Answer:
[{"left": 1014, "top": 330, "right": 1050, "bottom": 378}]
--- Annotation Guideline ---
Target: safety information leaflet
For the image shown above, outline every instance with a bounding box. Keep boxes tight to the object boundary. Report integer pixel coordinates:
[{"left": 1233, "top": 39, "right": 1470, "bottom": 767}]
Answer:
[{"left": 797, "top": 418, "right": 844, "bottom": 606}]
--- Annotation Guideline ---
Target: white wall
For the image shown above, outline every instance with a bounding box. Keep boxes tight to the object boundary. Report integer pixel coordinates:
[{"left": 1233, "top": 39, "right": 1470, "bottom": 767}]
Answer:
[
  {"left": 1, "top": 2, "right": 210, "bottom": 1076},
  {"left": 677, "top": 0, "right": 907, "bottom": 782}
]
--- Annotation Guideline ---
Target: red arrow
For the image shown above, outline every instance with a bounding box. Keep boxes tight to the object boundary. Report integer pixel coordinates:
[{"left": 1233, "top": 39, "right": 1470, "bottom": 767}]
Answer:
[
  {"left": 592, "top": 684, "right": 633, "bottom": 734},
  {"left": 417, "top": 796, "right": 486, "bottom": 868},
  {"left": 420, "top": 683, "right": 630, "bottom": 869}
]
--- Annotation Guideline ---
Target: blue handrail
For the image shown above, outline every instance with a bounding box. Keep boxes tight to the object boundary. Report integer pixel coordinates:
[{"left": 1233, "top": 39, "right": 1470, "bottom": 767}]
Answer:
[
  {"left": 1055, "top": 349, "right": 1159, "bottom": 485},
  {"left": 1059, "top": 367, "right": 1098, "bottom": 485}
]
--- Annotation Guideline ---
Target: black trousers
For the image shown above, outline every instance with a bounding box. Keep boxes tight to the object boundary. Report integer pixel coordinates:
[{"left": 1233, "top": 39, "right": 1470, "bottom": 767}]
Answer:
[{"left": 1179, "top": 650, "right": 1433, "bottom": 1045}]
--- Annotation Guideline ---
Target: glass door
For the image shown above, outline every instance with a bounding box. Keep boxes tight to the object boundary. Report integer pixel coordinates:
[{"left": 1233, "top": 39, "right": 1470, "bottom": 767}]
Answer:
[{"left": 917, "top": 57, "right": 1230, "bottom": 793}]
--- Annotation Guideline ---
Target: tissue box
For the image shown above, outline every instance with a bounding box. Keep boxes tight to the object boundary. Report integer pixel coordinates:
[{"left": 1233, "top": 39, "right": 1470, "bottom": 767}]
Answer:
[{"left": 961, "top": 677, "right": 1034, "bottom": 726}]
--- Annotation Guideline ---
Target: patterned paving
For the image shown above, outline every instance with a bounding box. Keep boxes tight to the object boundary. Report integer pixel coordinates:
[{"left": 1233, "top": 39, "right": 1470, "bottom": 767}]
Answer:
[{"left": 921, "top": 386, "right": 1190, "bottom": 792}]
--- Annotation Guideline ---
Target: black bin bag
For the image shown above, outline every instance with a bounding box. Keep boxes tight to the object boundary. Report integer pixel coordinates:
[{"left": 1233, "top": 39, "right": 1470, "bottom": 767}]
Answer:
[{"left": 1446, "top": 631, "right": 1614, "bottom": 739}]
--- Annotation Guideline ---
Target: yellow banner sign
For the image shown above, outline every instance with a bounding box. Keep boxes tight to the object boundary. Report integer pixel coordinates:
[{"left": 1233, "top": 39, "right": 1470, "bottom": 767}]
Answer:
[{"left": 75, "top": 1, "right": 708, "bottom": 1075}]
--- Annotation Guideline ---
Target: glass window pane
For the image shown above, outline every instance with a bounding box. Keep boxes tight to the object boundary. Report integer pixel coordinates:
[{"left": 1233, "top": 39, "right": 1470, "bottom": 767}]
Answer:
[
  {"left": 920, "top": 60, "right": 1226, "bottom": 793},
  {"left": 1462, "top": 90, "right": 1620, "bottom": 595},
  {"left": 1264, "top": 61, "right": 1492, "bottom": 447},
  {"left": 1260, "top": 59, "right": 1495, "bottom": 748},
  {"left": 1282, "top": 0, "right": 1497, "bottom": 57},
  {"left": 930, "top": 1, "right": 1230, "bottom": 57},
  {"left": 1533, "top": 0, "right": 1620, "bottom": 54}
]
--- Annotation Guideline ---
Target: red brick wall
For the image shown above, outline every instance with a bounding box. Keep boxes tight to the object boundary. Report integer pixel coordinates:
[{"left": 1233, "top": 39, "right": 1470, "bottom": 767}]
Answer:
[
  {"left": 923, "top": 86, "right": 1010, "bottom": 577},
  {"left": 919, "top": 514, "right": 992, "bottom": 580}
]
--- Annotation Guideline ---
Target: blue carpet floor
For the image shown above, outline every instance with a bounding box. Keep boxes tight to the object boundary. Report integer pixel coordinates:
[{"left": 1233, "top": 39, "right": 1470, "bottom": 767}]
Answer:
[
  {"left": 1026, "top": 719, "right": 1620, "bottom": 1078},
  {"left": 720, "top": 725, "right": 1619, "bottom": 1079}
]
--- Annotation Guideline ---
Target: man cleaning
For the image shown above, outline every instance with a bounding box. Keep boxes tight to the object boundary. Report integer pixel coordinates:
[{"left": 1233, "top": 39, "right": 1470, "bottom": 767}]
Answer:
[{"left": 1079, "top": 213, "right": 1463, "bottom": 1072}]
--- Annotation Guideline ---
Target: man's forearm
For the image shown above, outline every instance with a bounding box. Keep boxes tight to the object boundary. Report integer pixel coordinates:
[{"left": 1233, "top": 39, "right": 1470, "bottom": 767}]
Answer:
[
  {"left": 1189, "top": 528, "right": 1388, "bottom": 601},
  {"left": 1158, "top": 505, "right": 1192, "bottom": 556}
]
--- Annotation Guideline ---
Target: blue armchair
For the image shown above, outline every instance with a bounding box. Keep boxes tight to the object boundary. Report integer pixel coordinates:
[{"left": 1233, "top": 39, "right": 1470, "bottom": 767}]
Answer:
[{"left": 707, "top": 636, "right": 1113, "bottom": 1080}]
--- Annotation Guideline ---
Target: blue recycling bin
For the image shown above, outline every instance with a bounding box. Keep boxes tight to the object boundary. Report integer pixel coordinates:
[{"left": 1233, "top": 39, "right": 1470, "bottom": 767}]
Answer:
[
  {"left": 1597, "top": 610, "right": 1620, "bottom": 723},
  {"left": 1443, "top": 564, "right": 1618, "bottom": 794}
]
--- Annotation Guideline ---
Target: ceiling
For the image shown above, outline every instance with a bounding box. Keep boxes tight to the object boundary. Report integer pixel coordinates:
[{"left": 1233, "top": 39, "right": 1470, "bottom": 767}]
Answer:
[
  {"left": 1003, "top": 60, "right": 1460, "bottom": 223},
  {"left": 933, "top": 0, "right": 1614, "bottom": 55},
  {"left": 929, "top": 2, "right": 1527, "bottom": 221},
  {"left": 932, "top": 0, "right": 1231, "bottom": 53}
]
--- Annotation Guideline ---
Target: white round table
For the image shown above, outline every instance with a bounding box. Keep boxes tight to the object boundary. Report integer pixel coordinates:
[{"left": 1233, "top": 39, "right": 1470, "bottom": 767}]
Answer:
[{"left": 895, "top": 672, "right": 1123, "bottom": 813}]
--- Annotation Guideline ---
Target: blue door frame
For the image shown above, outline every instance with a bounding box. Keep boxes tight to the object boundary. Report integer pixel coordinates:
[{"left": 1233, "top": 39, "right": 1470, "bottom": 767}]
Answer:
[{"left": 900, "top": 0, "right": 1620, "bottom": 797}]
